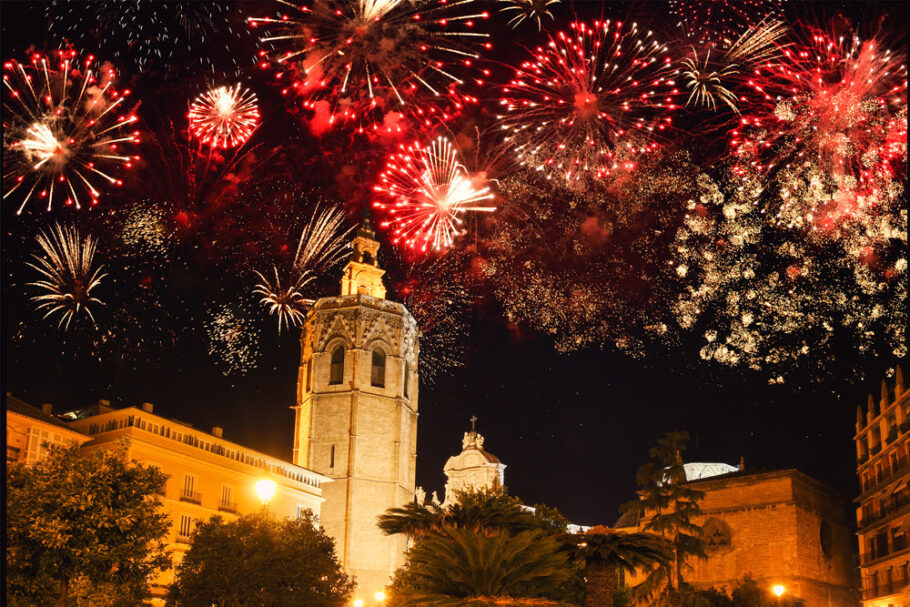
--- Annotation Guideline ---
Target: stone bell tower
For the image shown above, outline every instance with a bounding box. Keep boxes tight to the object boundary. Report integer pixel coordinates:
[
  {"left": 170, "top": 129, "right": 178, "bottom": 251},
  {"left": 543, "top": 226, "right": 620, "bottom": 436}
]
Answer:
[{"left": 293, "top": 215, "right": 419, "bottom": 596}]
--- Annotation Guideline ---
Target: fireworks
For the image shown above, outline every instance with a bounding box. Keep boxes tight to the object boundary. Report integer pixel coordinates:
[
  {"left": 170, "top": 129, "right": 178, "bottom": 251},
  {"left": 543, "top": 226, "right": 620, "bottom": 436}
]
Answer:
[
  {"left": 497, "top": 0, "right": 560, "bottom": 30},
  {"left": 254, "top": 203, "right": 353, "bottom": 333},
  {"left": 3, "top": 50, "right": 139, "bottom": 214},
  {"left": 253, "top": 268, "right": 310, "bottom": 333},
  {"left": 26, "top": 223, "right": 107, "bottom": 331},
  {"left": 373, "top": 136, "right": 495, "bottom": 252},
  {"left": 249, "top": 0, "right": 491, "bottom": 131},
  {"left": 496, "top": 20, "right": 678, "bottom": 183},
  {"left": 188, "top": 84, "right": 260, "bottom": 149},
  {"left": 205, "top": 302, "right": 261, "bottom": 375},
  {"left": 669, "top": 0, "right": 783, "bottom": 47},
  {"left": 46, "top": 0, "right": 246, "bottom": 75},
  {"left": 671, "top": 168, "right": 906, "bottom": 381},
  {"left": 680, "top": 48, "right": 740, "bottom": 112},
  {"left": 731, "top": 27, "right": 908, "bottom": 231}
]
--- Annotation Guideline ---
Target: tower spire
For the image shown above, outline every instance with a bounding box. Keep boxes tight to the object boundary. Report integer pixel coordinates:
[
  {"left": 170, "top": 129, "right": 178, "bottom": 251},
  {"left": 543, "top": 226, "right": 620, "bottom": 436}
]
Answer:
[{"left": 339, "top": 210, "right": 386, "bottom": 298}]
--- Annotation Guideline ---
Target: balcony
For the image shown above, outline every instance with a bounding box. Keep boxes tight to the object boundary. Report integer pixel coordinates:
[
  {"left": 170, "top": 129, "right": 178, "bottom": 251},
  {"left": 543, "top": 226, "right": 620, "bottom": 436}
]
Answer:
[
  {"left": 863, "top": 576, "right": 909, "bottom": 600},
  {"left": 179, "top": 491, "right": 202, "bottom": 505},
  {"left": 217, "top": 501, "right": 238, "bottom": 514},
  {"left": 859, "top": 496, "right": 910, "bottom": 531},
  {"left": 860, "top": 457, "right": 910, "bottom": 497}
]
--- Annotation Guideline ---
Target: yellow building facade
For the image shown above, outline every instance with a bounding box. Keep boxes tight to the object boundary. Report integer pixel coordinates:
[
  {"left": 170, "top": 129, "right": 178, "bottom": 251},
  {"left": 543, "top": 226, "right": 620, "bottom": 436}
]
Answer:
[
  {"left": 6, "top": 394, "right": 89, "bottom": 464},
  {"left": 61, "top": 400, "right": 330, "bottom": 603},
  {"left": 295, "top": 217, "right": 419, "bottom": 598},
  {"left": 856, "top": 367, "right": 910, "bottom": 606}
]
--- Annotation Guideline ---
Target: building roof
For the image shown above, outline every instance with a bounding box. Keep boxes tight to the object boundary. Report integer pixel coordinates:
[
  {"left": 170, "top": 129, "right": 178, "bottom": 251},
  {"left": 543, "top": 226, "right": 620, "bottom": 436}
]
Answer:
[
  {"left": 684, "top": 462, "right": 740, "bottom": 481},
  {"left": 6, "top": 394, "right": 87, "bottom": 434}
]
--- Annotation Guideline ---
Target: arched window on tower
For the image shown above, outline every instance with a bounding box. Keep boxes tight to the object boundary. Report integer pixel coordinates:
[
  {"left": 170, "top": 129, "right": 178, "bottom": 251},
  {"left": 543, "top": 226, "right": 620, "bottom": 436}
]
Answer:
[
  {"left": 329, "top": 346, "right": 344, "bottom": 385},
  {"left": 371, "top": 349, "right": 386, "bottom": 388},
  {"left": 403, "top": 361, "right": 409, "bottom": 398}
]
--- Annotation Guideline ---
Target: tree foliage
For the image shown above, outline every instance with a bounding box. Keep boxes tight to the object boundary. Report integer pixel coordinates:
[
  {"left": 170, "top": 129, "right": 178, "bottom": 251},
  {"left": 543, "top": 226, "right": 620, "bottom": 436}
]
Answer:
[
  {"left": 620, "top": 431, "right": 707, "bottom": 604},
  {"left": 166, "top": 511, "right": 353, "bottom": 607},
  {"left": 383, "top": 487, "right": 581, "bottom": 605},
  {"left": 6, "top": 443, "right": 171, "bottom": 607},
  {"left": 562, "top": 525, "right": 673, "bottom": 607}
]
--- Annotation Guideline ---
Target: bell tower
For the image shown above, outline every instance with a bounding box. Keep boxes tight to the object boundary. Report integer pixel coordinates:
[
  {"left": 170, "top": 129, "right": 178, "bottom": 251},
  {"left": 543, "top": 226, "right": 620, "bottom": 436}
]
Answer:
[{"left": 294, "top": 215, "right": 419, "bottom": 597}]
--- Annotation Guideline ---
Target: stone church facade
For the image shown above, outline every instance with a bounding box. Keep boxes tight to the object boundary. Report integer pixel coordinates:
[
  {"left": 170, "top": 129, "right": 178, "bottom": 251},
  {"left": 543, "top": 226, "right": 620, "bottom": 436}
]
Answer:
[
  {"left": 442, "top": 429, "right": 506, "bottom": 506},
  {"left": 617, "top": 466, "right": 856, "bottom": 607},
  {"left": 293, "top": 218, "right": 419, "bottom": 597}
]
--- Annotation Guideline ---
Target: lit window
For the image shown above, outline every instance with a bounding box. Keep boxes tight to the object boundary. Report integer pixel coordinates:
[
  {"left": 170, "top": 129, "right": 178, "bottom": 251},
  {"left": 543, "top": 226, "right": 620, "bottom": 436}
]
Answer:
[
  {"left": 329, "top": 346, "right": 345, "bottom": 385},
  {"left": 371, "top": 349, "right": 386, "bottom": 388}
]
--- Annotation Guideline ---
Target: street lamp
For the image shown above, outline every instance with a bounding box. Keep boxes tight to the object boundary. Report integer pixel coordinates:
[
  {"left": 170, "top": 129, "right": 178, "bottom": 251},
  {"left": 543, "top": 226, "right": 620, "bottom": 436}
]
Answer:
[
  {"left": 353, "top": 600, "right": 364, "bottom": 607},
  {"left": 374, "top": 591, "right": 386, "bottom": 602},
  {"left": 255, "top": 478, "right": 277, "bottom": 515},
  {"left": 772, "top": 584, "right": 785, "bottom": 606}
]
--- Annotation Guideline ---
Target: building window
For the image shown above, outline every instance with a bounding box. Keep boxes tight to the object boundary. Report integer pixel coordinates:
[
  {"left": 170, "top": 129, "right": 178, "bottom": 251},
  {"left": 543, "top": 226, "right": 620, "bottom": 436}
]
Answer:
[
  {"left": 296, "top": 505, "right": 307, "bottom": 520},
  {"left": 182, "top": 474, "right": 200, "bottom": 503},
  {"left": 701, "top": 518, "right": 732, "bottom": 552},
  {"left": 403, "top": 361, "right": 409, "bottom": 398},
  {"left": 329, "top": 444, "right": 335, "bottom": 469},
  {"left": 6, "top": 445, "right": 21, "bottom": 463},
  {"left": 221, "top": 485, "right": 234, "bottom": 510},
  {"left": 178, "top": 515, "right": 193, "bottom": 542},
  {"left": 371, "top": 349, "right": 386, "bottom": 387},
  {"left": 329, "top": 346, "right": 344, "bottom": 385},
  {"left": 820, "top": 520, "right": 834, "bottom": 560}
]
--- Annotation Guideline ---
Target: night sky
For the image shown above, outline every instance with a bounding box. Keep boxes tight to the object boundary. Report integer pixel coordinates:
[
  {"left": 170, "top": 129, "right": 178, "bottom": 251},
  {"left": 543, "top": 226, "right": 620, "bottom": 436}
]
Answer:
[{"left": 2, "top": 1, "right": 905, "bottom": 526}]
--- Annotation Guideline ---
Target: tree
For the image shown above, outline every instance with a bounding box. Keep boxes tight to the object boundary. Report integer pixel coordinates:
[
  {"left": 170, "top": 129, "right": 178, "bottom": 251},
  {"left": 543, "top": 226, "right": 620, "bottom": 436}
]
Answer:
[
  {"left": 391, "top": 527, "right": 573, "bottom": 605},
  {"left": 383, "top": 487, "right": 582, "bottom": 606},
  {"left": 563, "top": 525, "right": 673, "bottom": 607},
  {"left": 730, "top": 577, "right": 805, "bottom": 607},
  {"left": 379, "top": 487, "right": 544, "bottom": 539},
  {"left": 620, "top": 431, "right": 707, "bottom": 604},
  {"left": 6, "top": 443, "right": 171, "bottom": 607},
  {"left": 166, "top": 511, "right": 353, "bottom": 607}
]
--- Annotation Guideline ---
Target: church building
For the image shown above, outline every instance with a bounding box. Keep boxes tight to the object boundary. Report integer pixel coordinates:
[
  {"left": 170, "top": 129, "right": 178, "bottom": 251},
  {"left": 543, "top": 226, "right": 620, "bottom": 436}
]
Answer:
[
  {"left": 441, "top": 421, "right": 506, "bottom": 506},
  {"left": 293, "top": 216, "right": 419, "bottom": 597}
]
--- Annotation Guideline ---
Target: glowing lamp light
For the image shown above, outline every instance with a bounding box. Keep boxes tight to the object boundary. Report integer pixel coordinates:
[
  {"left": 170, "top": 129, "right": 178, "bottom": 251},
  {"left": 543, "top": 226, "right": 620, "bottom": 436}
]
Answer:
[
  {"left": 353, "top": 600, "right": 364, "bottom": 607},
  {"left": 772, "top": 585, "right": 786, "bottom": 598},
  {"left": 374, "top": 591, "right": 386, "bottom": 602},
  {"left": 255, "top": 478, "right": 277, "bottom": 506}
]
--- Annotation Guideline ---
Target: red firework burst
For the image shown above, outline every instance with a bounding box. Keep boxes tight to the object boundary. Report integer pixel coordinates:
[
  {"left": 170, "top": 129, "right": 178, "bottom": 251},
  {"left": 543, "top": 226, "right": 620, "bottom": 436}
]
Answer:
[
  {"left": 188, "top": 83, "right": 260, "bottom": 149},
  {"left": 373, "top": 136, "right": 495, "bottom": 252},
  {"left": 3, "top": 49, "right": 139, "bottom": 214},
  {"left": 249, "top": 0, "right": 491, "bottom": 134},
  {"left": 731, "top": 26, "right": 907, "bottom": 226},
  {"left": 496, "top": 20, "right": 680, "bottom": 183}
]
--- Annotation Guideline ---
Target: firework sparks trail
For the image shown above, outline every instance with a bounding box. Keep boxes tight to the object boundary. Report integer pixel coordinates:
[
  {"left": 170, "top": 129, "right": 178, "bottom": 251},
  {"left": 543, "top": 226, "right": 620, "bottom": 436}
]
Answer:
[
  {"left": 254, "top": 203, "right": 353, "bottom": 333},
  {"left": 669, "top": 0, "right": 783, "bottom": 47},
  {"left": 373, "top": 136, "right": 495, "bottom": 252},
  {"left": 253, "top": 268, "right": 310, "bottom": 333},
  {"left": 26, "top": 223, "right": 107, "bottom": 331},
  {"left": 497, "top": 0, "right": 560, "bottom": 31},
  {"left": 46, "top": 1, "right": 246, "bottom": 75},
  {"left": 249, "top": 0, "right": 491, "bottom": 132},
  {"left": 205, "top": 302, "right": 261, "bottom": 375},
  {"left": 188, "top": 83, "right": 261, "bottom": 149},
  {"left": 730, "top": 27, "right": 908, "bottom": 231},
  {"left": 679, "top": 19, "right": 788, "bottom": 114},
  {"left": 496, "top": 20, "right": 679, "bottom": 184},
  {"left": 3, "top": 50, "right": 139, "bottom": 214},
  {"left": 671, "top": 168, "right": 907, "bottom": 382}
]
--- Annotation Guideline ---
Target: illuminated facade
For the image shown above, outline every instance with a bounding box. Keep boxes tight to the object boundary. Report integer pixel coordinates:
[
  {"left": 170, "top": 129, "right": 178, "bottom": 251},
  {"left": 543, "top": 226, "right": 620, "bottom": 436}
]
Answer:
[
  {"left": 63, "top": 400, "right": 330, "bottom": 603},
  {"left": 617, "top": 465, "right": 856, "bottom": 607},
  {"left": 295, "top": 216, "right": 419, "bottom": 598},
  {"left": 442, "top": 429, "right": 506, "bottom": 506},
  {"left": 856, "top": 367, "right": 910, "bottom": 606},
  {"left": 6, "top": 394, "right": 89, "bottom": 464}
]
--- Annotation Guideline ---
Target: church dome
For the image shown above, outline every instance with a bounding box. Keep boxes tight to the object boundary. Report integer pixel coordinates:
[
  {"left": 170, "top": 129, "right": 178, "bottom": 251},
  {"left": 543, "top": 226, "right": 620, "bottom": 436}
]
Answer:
[{"left": 683, "top": 462, "right": 739, "bottom": 481}]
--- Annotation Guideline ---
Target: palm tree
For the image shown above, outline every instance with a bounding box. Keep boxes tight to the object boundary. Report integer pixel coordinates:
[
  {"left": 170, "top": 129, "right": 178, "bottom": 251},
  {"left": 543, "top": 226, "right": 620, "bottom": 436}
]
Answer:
[
  {"left": 379, "top": 487, "right": 545, "bottom": 539},
  {"left": 394, "top": 527, "right": 573, "bottom": 604},
  {"left": 564, "top": 526, "right": 674, "bottom": 607}
]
